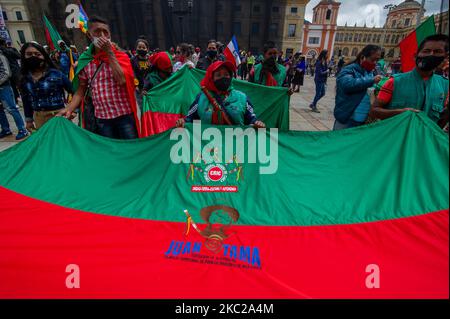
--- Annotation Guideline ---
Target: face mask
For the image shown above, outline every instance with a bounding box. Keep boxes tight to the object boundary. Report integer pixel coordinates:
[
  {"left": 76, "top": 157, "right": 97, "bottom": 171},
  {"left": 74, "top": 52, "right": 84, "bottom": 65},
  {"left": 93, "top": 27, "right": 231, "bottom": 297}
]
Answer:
[
  {"left": 264, "top": 56, "right": 277, "bottom": 66},
  {"left": 416, "top": 55, "right": 445, "bottom": 71},
  {"left": 207, "top": 50, "right": 217, "bottom": 59},
  {"left": 137, "top": 49, "right": 147, "bottom": 57},
  {"left": 24, "top": 56, "right": 44, "bottom": 70},
  {"left": 361, "top": 60, "right": 376, "bottom": 72},
  {"left": 214, "top": 77, "right": 232, "bottom": 92},
  {"left": 92, "top": 37, "right": 101, "bottom": 48}
]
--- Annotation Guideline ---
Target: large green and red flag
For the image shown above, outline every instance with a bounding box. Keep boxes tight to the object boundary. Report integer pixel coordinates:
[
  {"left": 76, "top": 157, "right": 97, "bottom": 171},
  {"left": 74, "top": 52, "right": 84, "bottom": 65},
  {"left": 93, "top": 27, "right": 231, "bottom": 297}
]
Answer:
[
  {"left": 43, "top": 15, "right": 63, "bottom": 52},
  {"left": 399, "top": 15, "right": 436, "bottom": 73},
  {"left": 141, "top": 66, "right": 290, "bottom": 136},
  {"left": 0, "top": 112, "right": 448, "bottom": 298}
]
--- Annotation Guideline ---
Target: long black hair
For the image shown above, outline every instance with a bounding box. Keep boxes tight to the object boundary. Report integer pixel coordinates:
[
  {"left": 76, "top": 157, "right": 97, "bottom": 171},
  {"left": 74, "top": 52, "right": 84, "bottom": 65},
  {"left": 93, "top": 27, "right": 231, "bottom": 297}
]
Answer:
[
  {"left": 350, "top": 45, "right": 381, "bottom": 65},
  {"left": 20, "top": 42, "right": 57, "bottom": 79},
  {"left": 317, "top": 50, "right": 328, "bottom": 63}
]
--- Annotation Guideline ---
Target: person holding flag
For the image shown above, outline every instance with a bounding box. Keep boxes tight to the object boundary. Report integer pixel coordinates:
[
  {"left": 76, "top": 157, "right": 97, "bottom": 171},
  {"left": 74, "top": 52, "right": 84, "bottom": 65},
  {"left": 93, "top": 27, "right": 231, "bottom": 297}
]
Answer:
[
  {"left": 58, "top": 15, "right": 140, "bottom": 140},
  {"left": 372, "top": 34, "right": 449, "bottom": 124},
  {"left": 57, "top": 40, "right": 78, "bottom": 80},
  {"left": 176, "top": 60, "right": 265, "bottom": 128}
]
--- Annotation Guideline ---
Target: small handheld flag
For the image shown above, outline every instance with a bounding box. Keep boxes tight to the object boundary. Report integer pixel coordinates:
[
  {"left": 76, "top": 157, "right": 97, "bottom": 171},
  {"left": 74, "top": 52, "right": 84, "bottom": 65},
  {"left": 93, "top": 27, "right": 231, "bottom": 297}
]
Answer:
[
  {"left": 79, "top": 4, "right": 89, "bottom": 34},
  {"left": 224, "top": 35, "right": 241, "bottom": 69}
]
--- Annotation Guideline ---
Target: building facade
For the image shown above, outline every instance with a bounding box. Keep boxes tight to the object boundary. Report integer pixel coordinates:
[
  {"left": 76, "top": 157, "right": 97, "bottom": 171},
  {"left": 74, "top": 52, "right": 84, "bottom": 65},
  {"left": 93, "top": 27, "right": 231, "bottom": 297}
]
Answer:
[
  {"left": 302, "top": 0, "right": 341, "bottom": 61},
  {"left": 0, "top": 0, "right": 35, "bottom": 50},
  {"left": 23, "top": 0, "right": 309, "bottom": 55},
  {"left": 333, "top": 0, "right": 449, "bottom": 62}
]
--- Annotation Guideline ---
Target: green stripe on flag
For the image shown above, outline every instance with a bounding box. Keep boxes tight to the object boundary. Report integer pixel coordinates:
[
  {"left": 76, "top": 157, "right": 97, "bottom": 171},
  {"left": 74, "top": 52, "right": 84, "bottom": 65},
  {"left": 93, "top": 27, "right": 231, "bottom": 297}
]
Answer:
[
  {"left": 416, "top": 15, "right": 436, "bottom": 45},
  {"left": 43, "top": 15, "right": 64, "bottom": 52},
  {"left": 0, "top": 112, "right": 448, "bottom": 226}
]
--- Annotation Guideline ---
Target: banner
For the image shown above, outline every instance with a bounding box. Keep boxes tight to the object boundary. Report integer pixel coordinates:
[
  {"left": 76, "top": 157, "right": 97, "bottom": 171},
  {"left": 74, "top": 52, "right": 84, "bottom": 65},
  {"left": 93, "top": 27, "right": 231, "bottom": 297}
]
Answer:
[
  {"left": 141, "top": 66, "right": 290, "bottom": 136},
  {"left": 0, "top": 112, "right": 448, "bottom": 298}
]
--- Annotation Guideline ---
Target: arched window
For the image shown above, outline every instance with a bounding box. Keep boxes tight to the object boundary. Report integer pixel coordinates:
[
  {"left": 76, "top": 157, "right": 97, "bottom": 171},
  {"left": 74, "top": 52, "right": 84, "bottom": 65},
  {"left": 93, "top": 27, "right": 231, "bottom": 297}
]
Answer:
[
  {"left": 367, "top": 34, "right": 372, "bottom": 42},
  {"left": 334, "top": 47, "right": 340, "bottom": 57},
  {"left": 391, "top": 35, "right": 396, "bottom": 44},
  {"left": 363, "top": 34, "right": 367, "bottom": 42},
  {"left": 326, "top": 9, "right": 332, "bottom": 20},
  {"left": 359, "top": 33, "right": 363, "bottom": 42},
  {"left": 343, "top": 47, "right": 349, "bottom": 56},
  {"left": 351, "top": 48, "right": 358, "bottom": 56},
  {"left": 386, "top": 34, "right": 390, "bottom": 43},
  {"left": 344, "top": 33, "right": 348, "bottom": 41},
  {"left": 348, "top": 34, "right": 353, "bottom": 42}
]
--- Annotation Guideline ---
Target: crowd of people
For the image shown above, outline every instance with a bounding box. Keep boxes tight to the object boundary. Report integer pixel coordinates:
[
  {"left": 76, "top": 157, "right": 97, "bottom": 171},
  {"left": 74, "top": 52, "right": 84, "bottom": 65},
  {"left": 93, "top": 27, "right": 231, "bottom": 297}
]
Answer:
[{"left": 0, "top": 14, "right": 448, "bottom": 142}]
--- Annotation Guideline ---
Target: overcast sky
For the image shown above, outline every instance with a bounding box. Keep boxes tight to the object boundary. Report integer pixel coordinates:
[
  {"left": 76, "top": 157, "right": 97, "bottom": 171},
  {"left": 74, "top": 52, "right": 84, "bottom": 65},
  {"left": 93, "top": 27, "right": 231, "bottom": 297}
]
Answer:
[{"left": 305, "top": 0, "right": 449, "bottom": 27}]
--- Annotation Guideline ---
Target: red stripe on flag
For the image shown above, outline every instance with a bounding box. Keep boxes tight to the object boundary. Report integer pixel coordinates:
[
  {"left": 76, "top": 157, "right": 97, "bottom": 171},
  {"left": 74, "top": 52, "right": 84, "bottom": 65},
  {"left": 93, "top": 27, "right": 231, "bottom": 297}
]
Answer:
[
  {"left": 399, "top": 31, "right": 418, "bottom": 73},
  {"left": 141, "top": 111, "right": 183, "bottom": 137},
  {"left": 0, "top": 186, "right": 448, "bottom": 299},
  {"left": 44, "top": 27, "right": 55, "bottom": 51},
  {"left": 224, "top": 47, "right": 237, "bottom": 69}
]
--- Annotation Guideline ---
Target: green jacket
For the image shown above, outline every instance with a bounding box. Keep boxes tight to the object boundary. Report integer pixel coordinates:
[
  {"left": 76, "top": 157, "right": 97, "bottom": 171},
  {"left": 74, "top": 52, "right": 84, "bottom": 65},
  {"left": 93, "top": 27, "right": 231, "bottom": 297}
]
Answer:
[
  {"left": 388, "top": 69, "right": 449, "bottom": 123},
  {"left": 196, "top": 89, "right": 248, "bottom": 125},
  {"left": 253, "top": 63, "right": 286, "bottom": 87}
]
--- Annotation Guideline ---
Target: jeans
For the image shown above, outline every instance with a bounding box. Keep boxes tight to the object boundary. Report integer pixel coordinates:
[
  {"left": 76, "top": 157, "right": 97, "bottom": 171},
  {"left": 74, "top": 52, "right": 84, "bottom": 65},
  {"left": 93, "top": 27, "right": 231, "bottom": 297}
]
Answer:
[
  {"left": 96, "top": 114, "right": 138, "bottom": 140},
  {"left": 0, "top": 85, "right": 25, "bottom": 132},
  {"left": 333, "top": 119, "right": 364, "bottom": 130},
  {"left": 312, "top": 81, "right": 326, "bottom": 107}
]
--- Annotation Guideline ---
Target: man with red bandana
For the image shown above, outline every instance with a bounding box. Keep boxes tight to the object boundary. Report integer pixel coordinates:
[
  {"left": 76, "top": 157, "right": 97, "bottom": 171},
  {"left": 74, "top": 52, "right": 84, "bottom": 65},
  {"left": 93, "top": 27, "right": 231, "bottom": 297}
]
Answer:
[{"left": 176, "top": 61, "right": 265, "bottom": 128}]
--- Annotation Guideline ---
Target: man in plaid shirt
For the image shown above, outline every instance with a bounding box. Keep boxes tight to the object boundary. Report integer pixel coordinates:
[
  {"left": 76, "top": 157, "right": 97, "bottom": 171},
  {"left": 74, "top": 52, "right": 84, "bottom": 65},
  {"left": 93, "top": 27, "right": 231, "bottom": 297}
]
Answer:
[{"left": 59, "top": 16, "right": 139, "bottom": 139}]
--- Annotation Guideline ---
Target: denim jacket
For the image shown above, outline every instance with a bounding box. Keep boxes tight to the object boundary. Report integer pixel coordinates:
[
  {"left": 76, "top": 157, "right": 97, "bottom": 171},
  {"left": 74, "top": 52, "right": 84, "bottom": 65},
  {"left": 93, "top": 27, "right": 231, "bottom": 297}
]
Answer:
[{"left": 21, "top": 68, "right": 73, "bottom": 121}]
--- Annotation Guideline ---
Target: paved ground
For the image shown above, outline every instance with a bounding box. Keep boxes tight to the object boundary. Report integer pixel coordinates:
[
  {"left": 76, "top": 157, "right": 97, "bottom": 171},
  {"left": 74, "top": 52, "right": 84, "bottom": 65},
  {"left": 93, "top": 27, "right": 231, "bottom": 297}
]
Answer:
[{"left": 0, "top": 75, "right": 336, "bottom": 152}]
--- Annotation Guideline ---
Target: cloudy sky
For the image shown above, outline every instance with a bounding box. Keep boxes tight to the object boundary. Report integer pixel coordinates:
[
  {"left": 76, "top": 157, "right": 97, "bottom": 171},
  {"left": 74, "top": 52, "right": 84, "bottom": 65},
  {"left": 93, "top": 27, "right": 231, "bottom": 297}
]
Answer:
[{"left": 305, "top": 0, "right": 449, "bottom": 27}]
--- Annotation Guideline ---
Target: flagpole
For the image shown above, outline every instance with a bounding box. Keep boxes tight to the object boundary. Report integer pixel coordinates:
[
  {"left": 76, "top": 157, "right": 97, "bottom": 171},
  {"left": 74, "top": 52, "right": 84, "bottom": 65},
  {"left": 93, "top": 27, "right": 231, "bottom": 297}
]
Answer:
[
  {"left": 438, "top": 0, "right": 444, "bottom": 33},
  {"left": 416, "top": 0, "right": 426, "bottom": 26}
]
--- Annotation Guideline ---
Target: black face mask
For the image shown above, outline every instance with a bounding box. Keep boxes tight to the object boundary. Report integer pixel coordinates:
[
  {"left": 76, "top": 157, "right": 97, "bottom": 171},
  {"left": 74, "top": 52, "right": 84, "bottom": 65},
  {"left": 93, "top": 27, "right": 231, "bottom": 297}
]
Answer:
[
  {"left": 214, "top": 77, "right": 232, "bottom": 92},
  {"left": 207, "top": 50, "right": 218, "bottom": 59},
  {"left": 137, "top": 49, "right": 148, "bottom": 57},
  {"left": 263, "top": 56, "right": 278, "bottom": 73},
  {"left": 416, "top": 55, "right": 445, "bottom": 71},
  {"left": 24, "top": 57, "right": 44, "bottom": 70}
]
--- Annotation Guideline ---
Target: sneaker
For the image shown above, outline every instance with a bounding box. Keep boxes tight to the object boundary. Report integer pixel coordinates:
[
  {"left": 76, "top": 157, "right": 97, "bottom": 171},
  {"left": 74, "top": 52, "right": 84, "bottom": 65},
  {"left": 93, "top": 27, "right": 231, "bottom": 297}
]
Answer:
[
  {"left": 310, "top": 106, "right": 321, "bottom": 113},
  {"left": 16, "top": 130, "right": 29, "bottom": 141},
  {"left": 0, "top": 130, "right": 13, "bottom": 139}
]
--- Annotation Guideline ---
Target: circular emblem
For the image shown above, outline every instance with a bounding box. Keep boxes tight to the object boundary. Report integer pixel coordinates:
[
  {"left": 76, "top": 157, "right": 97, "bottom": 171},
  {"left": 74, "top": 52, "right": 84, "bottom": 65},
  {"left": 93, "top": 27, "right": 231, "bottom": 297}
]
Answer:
[
  {"left": 208, "top": 166, "right": 223, "bottom": 181},
  {"left": 204, "top": 164, "right": 227, "bottom": 183}
]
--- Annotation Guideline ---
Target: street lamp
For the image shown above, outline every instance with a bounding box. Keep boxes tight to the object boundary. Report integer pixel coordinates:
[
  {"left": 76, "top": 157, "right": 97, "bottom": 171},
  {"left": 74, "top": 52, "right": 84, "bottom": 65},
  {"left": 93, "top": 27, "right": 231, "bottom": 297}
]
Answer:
[
  {"left": 382, "top": 4, "right": 396, "bottom": 48},
  {"left": 168, "top": 0, "right": 194, "bottom": 43}
]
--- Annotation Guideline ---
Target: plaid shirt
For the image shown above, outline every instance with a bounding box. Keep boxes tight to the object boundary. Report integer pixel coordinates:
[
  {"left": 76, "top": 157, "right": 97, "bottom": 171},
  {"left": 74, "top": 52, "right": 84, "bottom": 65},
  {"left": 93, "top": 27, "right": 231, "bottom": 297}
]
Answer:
[{"left": 79, "top": 62, "right": 132, "bottom": 119}]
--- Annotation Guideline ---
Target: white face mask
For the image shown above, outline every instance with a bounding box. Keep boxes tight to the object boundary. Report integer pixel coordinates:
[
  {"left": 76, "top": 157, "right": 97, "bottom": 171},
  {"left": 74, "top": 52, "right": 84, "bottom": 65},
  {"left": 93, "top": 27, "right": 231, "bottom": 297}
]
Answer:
[{"left": 92, "top": 37, "right": 101, "bottom": 48}]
